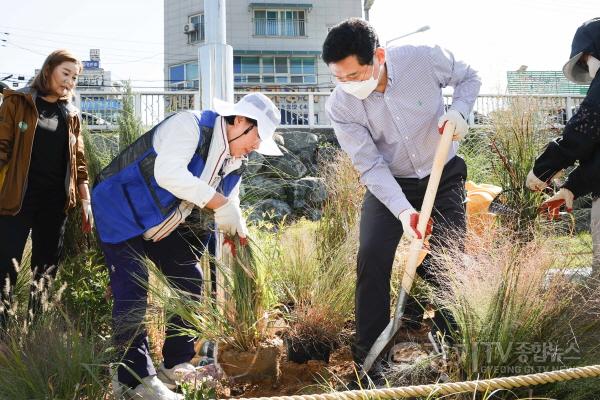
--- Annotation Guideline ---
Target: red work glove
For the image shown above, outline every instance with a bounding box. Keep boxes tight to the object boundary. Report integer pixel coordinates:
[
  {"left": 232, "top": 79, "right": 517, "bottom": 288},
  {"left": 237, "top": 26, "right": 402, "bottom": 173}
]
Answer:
[
  {"left": 398, "top": 208, "right": 433, "bottom": 240},
  {"left": 223, "top": 235, "right": 249, "bottom": 258},
  {"left": 538, "top": 188, "right": 574, "bottom": 220}
]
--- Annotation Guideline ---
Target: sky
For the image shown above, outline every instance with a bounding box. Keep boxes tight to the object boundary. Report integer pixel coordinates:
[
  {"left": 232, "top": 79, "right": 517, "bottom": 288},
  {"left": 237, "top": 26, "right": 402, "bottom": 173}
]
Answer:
[
  {"left": 369, "top": 0, "right": 599, "bottom": 93},
  {"left": 1, "top": 0, "right": 598, "bottom": 92},
  {"left": 0, "top": 0, "right": 164, "bottom": 89}
]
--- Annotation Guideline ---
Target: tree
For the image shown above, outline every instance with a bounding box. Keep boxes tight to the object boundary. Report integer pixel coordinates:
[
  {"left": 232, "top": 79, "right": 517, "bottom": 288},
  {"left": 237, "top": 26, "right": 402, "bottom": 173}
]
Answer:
[{"left": 117, "top": 81, "right": 143, "bottom": 150}]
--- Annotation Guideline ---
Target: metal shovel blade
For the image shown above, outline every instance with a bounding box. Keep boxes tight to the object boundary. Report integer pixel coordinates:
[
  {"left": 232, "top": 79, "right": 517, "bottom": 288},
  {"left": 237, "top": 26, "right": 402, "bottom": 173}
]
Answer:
[{"left": 361, "top": 289, "right": 409, "bottom": 375}]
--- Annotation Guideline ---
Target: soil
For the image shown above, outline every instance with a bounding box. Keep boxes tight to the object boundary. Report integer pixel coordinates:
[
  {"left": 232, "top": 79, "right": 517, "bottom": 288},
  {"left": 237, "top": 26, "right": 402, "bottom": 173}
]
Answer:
[
  {"left": 220, "top": 340, "right": 282, "bottom": 383},
  {"left": 221, "top": 326, "right": 445, "bottom": 398},
  {"left": 225, "top": 345, "right": 356, "bottom": 398}
]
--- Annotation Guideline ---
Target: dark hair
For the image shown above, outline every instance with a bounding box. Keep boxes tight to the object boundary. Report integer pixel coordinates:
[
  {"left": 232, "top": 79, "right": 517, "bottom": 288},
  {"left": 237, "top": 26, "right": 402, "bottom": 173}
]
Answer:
[
  {"left": 223, "top": 115, "right": 257, "bottom": 126},
  {"left": 31, "top": 49, "right": 82, "bottom": 99},
  {"left": 322, "top": 18, "right": 380, "bottom": 66}
]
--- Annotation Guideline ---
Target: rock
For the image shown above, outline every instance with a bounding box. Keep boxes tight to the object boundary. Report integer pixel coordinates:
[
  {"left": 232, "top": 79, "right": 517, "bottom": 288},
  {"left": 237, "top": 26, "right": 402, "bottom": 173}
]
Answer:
[
  {"left": 280, "top": 131, "right": 318, "bottom": 154},
  {"left": 318, "top": 129, "right": 337, "bottom": 146},
  {"left": 263, "top": 154, "right": 308, "bottom": 179},
  {"left": 280, "top": 132, "right": 319, "bottom": 174},
  {"left": 315, "top": 143, "right": 340, "bottom": 168},
  {"left": 550, "top": 208, "right": 591, "bottom": 234},
  {"left": 289, "top": 177, "right": 327, "bottom": 211},
  {"left": 248, "top": 199, "right": 293, "bottom": 223},
  {"left": 246, "top": 152, "right": 266, "bottom": 175},
  {"left": 545, "top": 267, "right": 593, "bottom": 286},
  {"left": 573, "top": 208, "right": 591, "bottom": 233},
  {"left": 242, "top": 176, "right": 288, "bottom": 202},
  {"left": 304, "top": 209, "right": 322, "bottom": 221}
]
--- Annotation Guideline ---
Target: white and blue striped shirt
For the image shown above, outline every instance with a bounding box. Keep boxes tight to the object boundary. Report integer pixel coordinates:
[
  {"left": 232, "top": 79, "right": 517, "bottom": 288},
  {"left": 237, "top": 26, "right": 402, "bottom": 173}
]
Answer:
[{"left": 326, "top": 45, "right": 481, "bottom": 217}]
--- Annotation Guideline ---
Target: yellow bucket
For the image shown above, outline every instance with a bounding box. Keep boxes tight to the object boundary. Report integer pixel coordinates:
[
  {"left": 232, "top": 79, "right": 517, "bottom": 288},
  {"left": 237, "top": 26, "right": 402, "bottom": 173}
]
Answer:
[{"left": 465, "top": 180, "right": 502, "bottom": 236}]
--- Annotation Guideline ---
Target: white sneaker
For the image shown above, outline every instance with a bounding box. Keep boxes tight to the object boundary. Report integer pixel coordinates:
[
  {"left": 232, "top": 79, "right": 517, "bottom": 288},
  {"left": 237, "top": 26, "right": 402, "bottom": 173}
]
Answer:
[
  {"left": 109, "top": 363, "right": 125, "bottom": 399},
  {"left": 128, "top": 375, "right": 183, "bottom": 400},
  {"left": 157, "top": 362, "right": 196, "bottom": 390}
]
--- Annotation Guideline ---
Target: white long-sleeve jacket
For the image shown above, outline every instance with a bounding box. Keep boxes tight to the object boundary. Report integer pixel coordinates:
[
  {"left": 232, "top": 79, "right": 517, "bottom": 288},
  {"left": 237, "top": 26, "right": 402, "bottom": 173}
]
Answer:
[{"left": 143, "top": 111, "right": 242, "bottom": 241}]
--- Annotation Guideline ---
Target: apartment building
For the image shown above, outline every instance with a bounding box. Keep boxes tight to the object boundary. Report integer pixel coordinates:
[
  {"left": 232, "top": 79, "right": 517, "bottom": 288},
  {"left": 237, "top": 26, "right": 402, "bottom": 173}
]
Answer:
[{"left": 164, "top": 0, "right": 363, "bottom": 93}]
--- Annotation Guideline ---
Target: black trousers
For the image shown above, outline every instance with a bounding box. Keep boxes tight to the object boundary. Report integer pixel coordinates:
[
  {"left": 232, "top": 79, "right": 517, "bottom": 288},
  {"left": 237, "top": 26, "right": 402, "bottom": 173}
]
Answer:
[
  {"left": 0, "top": 205, "right": 67, "bottom": 327},
  {"left": 354, "top": 156, "right": 467, "bottom": 360},
  {"left": 100, "top": 225, "right": 209, "bottom": 388}
]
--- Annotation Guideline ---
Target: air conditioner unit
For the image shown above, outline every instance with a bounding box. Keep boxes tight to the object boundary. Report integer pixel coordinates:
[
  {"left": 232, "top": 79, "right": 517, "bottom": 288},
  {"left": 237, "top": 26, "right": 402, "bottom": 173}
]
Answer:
[{"left": 184, "top": 23, "right": 196, "bottom": 34}]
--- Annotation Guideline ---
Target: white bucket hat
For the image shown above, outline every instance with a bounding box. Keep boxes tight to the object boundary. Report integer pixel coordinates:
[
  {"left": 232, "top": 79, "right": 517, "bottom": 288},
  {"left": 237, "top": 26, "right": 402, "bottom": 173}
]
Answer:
[{"left": 213, "top": 93, "right": 282, "bottom": 156}]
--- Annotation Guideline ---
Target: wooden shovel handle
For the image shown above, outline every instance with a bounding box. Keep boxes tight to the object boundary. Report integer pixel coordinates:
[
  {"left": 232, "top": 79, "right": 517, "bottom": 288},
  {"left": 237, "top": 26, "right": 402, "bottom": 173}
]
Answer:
[{"left": 400, "top": 121, "right": 455, "bottom": 293}]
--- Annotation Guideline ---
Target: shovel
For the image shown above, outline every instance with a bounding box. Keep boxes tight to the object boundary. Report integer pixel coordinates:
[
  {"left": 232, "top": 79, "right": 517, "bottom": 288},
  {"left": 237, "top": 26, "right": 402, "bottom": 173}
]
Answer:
[{"left": 361, "top": 120, "right": 456, "bottom": 376}]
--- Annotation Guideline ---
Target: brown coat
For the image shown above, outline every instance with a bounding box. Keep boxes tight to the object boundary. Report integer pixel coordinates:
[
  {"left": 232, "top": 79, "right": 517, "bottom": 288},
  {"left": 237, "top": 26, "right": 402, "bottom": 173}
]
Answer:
[{"left": 0, "top": 88, "right": 88, "bottom": 215}]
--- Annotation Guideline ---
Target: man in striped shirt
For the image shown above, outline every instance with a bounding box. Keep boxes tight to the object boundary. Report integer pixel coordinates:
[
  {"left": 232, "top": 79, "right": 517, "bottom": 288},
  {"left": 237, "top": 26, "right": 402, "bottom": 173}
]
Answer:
[{"left": 323, "top": 18, "right": 481, "bottom": 383}]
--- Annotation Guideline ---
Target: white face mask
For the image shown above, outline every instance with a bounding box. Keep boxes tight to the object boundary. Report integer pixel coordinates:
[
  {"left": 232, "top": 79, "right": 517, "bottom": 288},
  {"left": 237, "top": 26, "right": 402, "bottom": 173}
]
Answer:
[
  {"left": 338, "top": 62, "right": 382, "bottom": 100},
  {"left": 588, "top": 56, "right": 600, "bottom": 80}
]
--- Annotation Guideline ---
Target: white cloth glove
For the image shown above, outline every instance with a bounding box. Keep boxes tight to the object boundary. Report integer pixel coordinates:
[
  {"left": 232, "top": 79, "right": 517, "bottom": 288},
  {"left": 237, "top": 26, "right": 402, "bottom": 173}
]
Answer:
[
  {"left": 81, "top": 199, "right": 94, "bottom": 232},
  {"left": 438, "top": 109, "right": 469, "bottom": 141},
  {"left": 214, "top": 199, "right": 248, "bottom": 237},
  {"left": 398, "top": 208, "right": 432, "bottom": 240},
  {"left": 526, "top": 170, "right": 548, "bottom": 191}
]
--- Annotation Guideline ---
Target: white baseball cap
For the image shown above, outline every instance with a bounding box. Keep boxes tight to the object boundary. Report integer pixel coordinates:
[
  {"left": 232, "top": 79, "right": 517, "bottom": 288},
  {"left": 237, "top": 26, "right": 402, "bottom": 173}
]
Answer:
[{"left": 213, "top": 93, "right": 282, "bottom": 156}]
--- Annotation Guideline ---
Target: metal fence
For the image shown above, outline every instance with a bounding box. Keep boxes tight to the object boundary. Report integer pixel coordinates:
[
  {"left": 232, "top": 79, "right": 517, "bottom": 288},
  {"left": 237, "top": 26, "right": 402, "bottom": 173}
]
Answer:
[
  {"left": 454, "top": 94, "right": 586, "bottom": 126},
  {"left": 42, "top": 91, "right": 587, "bottom": 130},
  {"left": 74, "top": 91, "right": 200, "bottom": 129}
]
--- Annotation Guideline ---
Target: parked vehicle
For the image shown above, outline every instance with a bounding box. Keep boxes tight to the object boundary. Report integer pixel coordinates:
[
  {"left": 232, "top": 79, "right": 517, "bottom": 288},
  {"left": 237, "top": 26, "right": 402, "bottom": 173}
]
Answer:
[{"left": 81, "top": 111, "right": 116, "bottom": 131}]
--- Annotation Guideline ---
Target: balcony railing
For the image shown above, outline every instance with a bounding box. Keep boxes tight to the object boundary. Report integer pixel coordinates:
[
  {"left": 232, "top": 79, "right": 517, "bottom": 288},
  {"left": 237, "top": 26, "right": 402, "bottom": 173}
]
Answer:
[{"left": 254, "top": 18, "right": 305, "bottom": 37}]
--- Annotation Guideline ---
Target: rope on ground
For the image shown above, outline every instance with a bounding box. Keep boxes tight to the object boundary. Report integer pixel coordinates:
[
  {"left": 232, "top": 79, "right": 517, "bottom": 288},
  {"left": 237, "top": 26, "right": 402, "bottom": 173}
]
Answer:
[{"left": 236, "top": 364, "right": 600, "bottom": 400}]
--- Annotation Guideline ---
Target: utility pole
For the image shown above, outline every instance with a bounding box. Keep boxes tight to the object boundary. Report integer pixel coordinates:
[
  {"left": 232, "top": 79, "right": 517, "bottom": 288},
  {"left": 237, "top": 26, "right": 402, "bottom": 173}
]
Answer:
[
  {"left": 198, "top": 0, "right": 234, "bottom": 306},
  {"left": 199, "top": 0, "right": 233, "bottom": 109}
]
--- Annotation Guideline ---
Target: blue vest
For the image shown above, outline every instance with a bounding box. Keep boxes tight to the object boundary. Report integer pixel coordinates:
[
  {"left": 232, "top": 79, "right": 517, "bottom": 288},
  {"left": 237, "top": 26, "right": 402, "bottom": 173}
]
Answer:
[{"left": 92, "top": 110, "right": 242, "bottom": 244}]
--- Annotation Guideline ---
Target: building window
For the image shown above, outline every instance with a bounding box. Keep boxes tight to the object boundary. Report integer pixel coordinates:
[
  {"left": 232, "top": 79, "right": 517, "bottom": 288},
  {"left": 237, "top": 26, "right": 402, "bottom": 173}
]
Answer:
[
  {"left": 169, "top": 62, "right": 199, "bottom": 89},
  {"left": 254, "top": 9, "right": 306, "bottom": 37},
  {"left": 234, "top": 56, "right": 316, "bottom": 85},
  {"left": 188, "top": 14, "right": 205, "bottom": 43}
]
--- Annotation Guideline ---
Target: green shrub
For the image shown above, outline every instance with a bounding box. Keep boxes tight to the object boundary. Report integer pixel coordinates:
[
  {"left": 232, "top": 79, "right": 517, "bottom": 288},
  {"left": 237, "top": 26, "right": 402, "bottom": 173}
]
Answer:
[
  {"left": 55, "top": 249, "right": 111, "bottom": 336},
  {"left": 117, "top": 81, "right": 143, "bottom": 150},
  {"left": 488, "top": 98, "right": 555, "bottom": 232},
  {"left": 316, "top": 150, "right": 363, "bottom": 265},
  {"left": 146, "top": 235, "right": 272, "bottom": 352},
  {"left": 0, "top": 313, "right": 112, "bottom": 400},
  {"left": 459, "top": 127, "right": 495, "bottom": 185},
  {"left": 434, "top": 227, "right": 600, "bottom": 386}
]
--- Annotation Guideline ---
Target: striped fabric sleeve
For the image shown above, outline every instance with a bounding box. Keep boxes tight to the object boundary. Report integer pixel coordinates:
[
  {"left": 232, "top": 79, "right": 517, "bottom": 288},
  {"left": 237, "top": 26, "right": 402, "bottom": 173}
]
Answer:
[{"left": 326, "top": 94, "right": 412, "bottom": 217}]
